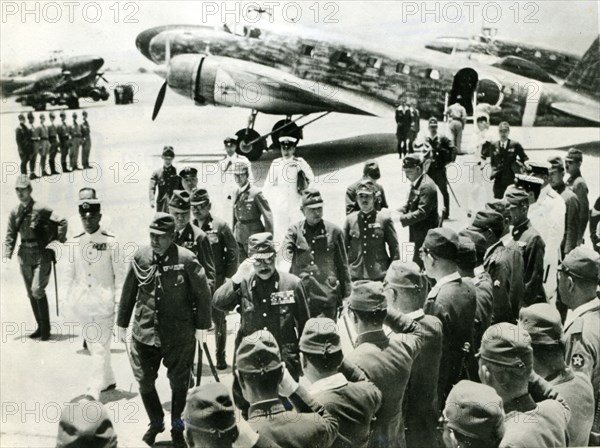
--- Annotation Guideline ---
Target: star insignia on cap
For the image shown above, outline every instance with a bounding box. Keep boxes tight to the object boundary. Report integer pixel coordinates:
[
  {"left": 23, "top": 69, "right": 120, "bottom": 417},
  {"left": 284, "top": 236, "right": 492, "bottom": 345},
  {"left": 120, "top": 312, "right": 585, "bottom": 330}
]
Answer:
[
  {"left": 81, "top": 202, "right": 90, "bottom": 210},
  {"left": 571, "top": 353, "right": 585, "bottom": 368}
]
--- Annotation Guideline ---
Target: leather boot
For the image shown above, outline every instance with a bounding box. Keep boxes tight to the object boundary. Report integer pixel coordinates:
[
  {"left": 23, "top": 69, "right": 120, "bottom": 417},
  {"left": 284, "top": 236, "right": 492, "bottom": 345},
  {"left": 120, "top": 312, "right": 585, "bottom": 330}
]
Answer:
[
  {"left": 28, "top": 296, "right": 41, "bottom": 338},
  {"left": 37, "top": 297, "right": 51, "bottom": 341},
  {"left": 140, "top": 389, "right": 165, "bottom": 446},
  {"left": 49, "top": 159, "right": 59, "bottom": 175}
]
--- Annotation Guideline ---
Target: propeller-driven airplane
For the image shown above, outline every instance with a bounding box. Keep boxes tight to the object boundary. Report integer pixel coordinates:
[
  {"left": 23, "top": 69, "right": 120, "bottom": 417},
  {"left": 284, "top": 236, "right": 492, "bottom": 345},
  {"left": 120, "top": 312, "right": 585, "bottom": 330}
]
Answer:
[
  {"left": 136, "top": 21, "right": 599, "bottom": 160},
  {"left": 0, "top": 53, "right": 109, "bottom": 111},
  {"left": 425, "top": 27, "right": 582, "bottom": 82}
]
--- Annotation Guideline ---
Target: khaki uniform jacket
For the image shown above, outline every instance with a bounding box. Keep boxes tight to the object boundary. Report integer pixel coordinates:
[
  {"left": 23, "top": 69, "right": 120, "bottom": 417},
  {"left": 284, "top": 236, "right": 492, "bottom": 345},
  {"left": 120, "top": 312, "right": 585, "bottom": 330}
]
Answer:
[
  {"left": 566, "top": 171, "right": 589, "bottom": 243},
  {"left": 233, "top": 184, "right": 273, "bottom": 250}
]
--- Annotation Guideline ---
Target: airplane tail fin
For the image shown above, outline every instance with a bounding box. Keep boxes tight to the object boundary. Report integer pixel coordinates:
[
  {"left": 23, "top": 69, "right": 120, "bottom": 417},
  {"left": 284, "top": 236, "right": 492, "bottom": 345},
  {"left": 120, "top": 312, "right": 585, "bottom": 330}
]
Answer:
[{"left": 564, "top": 36, "right": 600, "bottom": 98}]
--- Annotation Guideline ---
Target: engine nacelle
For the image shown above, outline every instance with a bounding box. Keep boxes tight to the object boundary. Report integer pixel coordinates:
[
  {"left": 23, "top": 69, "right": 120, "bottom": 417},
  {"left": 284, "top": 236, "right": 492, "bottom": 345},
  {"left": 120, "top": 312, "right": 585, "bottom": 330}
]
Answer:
[{"left": 476, "top": 77, "right": 503, "bottom": 107}]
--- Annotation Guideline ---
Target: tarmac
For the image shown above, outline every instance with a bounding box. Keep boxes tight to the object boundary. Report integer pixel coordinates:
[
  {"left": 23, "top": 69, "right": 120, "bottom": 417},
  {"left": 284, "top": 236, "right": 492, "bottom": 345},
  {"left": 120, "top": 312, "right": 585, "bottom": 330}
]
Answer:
[{"left": 1, "top": 72, "right": 598, "bottom": 447}]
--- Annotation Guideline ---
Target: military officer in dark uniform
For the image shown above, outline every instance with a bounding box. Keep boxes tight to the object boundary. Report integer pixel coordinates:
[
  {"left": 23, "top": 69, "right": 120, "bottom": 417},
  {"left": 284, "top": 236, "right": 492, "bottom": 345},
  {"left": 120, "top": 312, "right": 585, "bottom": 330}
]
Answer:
[
  {"left": 232, "top": 163, "right": 273, "bottom": 261},
  {"left": 484, "top": 122, "right": 528, "bottom": 199},
  {"left": 47, "top": 112, "right": 59, "bottom": 175},
  {"left": 384, "top": 261, "right": 442, "bottom": 448},
  {"left": 418, "top": 117, "right": 455, "bottom": 220},
  {"left": 395, "top": 97, "right": 411, "bottom": 157},
  {"left": 421, "top": 228, "right": 477, "bottom": 405},
  {"left": 344, "top": 180, "right": 399, "bottom": 282},
  {"left": 282, "top": 188, "right": 351, "bottom": 320},
  {"left": 116, "top": 213, "right": 212, "bottom": 448},
  {"left": 4, "top": 175, "right": 68, "bottom": 340},
  {"left": 168, "top": 190, "right": 216, "bottom": 291},
  {"left": 504, "top": 185, "right": 546, "bottom": 304},
  {"left": 300, "top": 317, "right": 382, "bottom": 448},
  {"left": 345, "top": 281, "right": 423, "bottom": 448},
  {"left": 81, "top": 110, "right": 92, "bottom": 169},
  {"left": 57, "top": 111, "right": 71, "bottom": 173},
  {"left": 345, "top": 160, "right": 389, "bottom": 215},
  {"left": 565, "top": 147, "right": 589, "bottom": 246},
  {"left": 15, "top": 114, "right": 31, "bottom": 175},
  {"left": 179, "top": 166, "right": 199, "bottom": 194},
  {"left": 557, "top": 246, "right": 600, "bottom": 445},
  {"left": 149, "top": 146, "right": 183, "bottom": 212},
  {"left": 214, "top": 232, "right": 310, "bottom": 410},
  {"left": 38, "top": 113, "right": 51, "bottom": 177},
  {"left": 190, "top": 188, "right": 238, "bottom": 370},
  {"left": 397, "top": 154, "right": 439, "bottom": 269}
]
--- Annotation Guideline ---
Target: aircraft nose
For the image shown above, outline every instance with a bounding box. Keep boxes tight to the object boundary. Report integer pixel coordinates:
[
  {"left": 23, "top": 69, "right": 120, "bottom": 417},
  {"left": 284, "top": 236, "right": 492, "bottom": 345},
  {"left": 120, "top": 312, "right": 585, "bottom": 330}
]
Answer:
[{"left": 92, "top": 57, "right": 104, "bottom": 70}]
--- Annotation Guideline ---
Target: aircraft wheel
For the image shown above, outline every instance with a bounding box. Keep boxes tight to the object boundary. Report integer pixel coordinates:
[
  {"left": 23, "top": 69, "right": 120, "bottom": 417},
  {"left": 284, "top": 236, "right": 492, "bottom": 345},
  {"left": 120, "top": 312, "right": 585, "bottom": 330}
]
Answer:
[
  {"left": 270, "top": 119, "right": 302, "bottom": 149},
  {"left": 33, "top": 101, "right": 46, "bottom": 111},
  {"left": 235, "top": 129, "right": 266, "bottom": 161},
  {"left": 67, "top": 97, "right": 80, "bottom": 109}
]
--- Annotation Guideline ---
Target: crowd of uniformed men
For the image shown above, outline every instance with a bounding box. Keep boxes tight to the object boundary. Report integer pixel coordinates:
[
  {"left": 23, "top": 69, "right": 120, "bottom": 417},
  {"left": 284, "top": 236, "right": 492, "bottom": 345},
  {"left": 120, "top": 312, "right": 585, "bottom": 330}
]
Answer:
[{"left": 6, "top": 113, "right": 600, "bottom": 448}]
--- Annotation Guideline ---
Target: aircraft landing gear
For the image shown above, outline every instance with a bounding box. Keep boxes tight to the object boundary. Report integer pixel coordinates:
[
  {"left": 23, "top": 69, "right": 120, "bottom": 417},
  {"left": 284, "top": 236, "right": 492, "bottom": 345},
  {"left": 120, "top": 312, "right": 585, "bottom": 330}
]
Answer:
[
  {"left": 236, "top": 110, "right": 266, "bottom": 161},
  {"left": 33, "top": 100, "right": 46, "bottom": 111},
  {"left": 270, "top": 117, "right": 303, "bottom": 149},
  {"left": 67, "top": 96, "right": 80, "bottom": 110}
]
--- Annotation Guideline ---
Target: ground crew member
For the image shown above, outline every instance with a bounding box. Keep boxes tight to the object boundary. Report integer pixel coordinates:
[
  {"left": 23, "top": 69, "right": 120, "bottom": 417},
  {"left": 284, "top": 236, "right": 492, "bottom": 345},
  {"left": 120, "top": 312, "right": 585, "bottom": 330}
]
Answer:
[
  {"left": 15, "top": 114, "right": 31, "bottom": 175},
  {"left": 557, "top": 246, "right": 600, "bottom": 445},
  {"left": 446, "top": 97, "right": 467, "bottom": 153},
  {"left": 116, "top": 213, "right": 212, "bottom": 448},
  {"left": 236, "top": 330, "right": 339, "bottom": 448},
  {"left": 81, "top": 110, "right": 92, "bottom": 169},
  {"left": 4, "top": 175, "right": 68, "bottom": 340},
  {"left": 473, "top": 207, "right": 525, "bottom": 324},
  {"left": 421, "top": 228, "right": 477, "bottom": 405},
  {"left": 300, "top": 317, "right": 382, "bottom": 448},
  {"left": 38, "top": 113, "right": 51, "bottom": 177},
  {"left": 149, "top": 146, "right": 182, "bottom": 212},
  {"left": 565, "top": 147, "right": 589, "bottom": 245},
  {"left": 232, "top": 163, "right": 273, "bottom": 261},
  {"left": 57, "top": 111, "right": 71, "bottom": 173},
  {"left": 547, "top": 157, "right": 580, "bottom": 256},
  {"left": 484, "top": 122, "right": 528, "bottom": 199},
  {"left": 69, "top": 112, "right": 82, "bottom": 170},
  {"left": 179, "top": 166, "right": 199, "bottom": 194},
  {"left": 345, "top": 281, "right": 423, "bottom": 448},
  {"left": 504, "top": 184, "right": 546, "bottom": 304},
  {"left": 519, "top": 303, "right": 595, "bottom": 447},
  {"left": 419, "top": 117, "right": 455, "bottom": 220},
  {"left": 344, "top": 180, "right": 399, "bottom": 282},
  {"left": 441, "top": 381, "right": 505, "bottom": 448},
  {"left": 219, "top": 135, "right": 252, "bottom": 228},
  {"left": 168, "top": 190, "right": 216, "bottom": 291},
  {"left": 213, "top": 233, "right": 309, "bottom": 410},
  {"left": 396, "top": 154, "right": 439, "bottom": 269},
  {"left": 63, "top": 198, "right": 124, "bottom": 400},
  {"left": 282, "top": 188, "right": 351, "bottom": 320},
  {"left": 477, "top": 323, "right": 570, "bottom": 447},
  {"left": 346, "top": 160, "right": 389, "bottom": 215},
  {"left": 525, "top": 165, "right": 565, "bottom": 301},
  {"left": 47, "top": 112, "right": 59, "bottom": 175},
  {"left": 384, "top": 261, "right": 443, "bottom": 448},
  {"left": 191, "top": 188, "right": 238, "bottom": 370},
  {"left": 29, "top": 112, "right": 42, "bottom": 178},
  {"left": 395, "top": 97, "right": 410, "bottom": 157}
]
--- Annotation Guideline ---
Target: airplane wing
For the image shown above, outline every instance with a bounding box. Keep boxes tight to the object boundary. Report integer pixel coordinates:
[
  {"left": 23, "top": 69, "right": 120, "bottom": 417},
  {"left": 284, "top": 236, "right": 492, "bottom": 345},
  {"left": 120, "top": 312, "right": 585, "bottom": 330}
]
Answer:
[{"left": 551, "top": 102, "right": 600, "bottom": 124}]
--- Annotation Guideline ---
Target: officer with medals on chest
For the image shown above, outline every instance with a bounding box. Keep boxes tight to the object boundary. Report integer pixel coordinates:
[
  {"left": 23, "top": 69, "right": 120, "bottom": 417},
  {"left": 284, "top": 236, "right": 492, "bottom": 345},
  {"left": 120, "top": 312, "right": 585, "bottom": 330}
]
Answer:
[
  {"left": 191, "top": 188, "right": 239, "bottom": 370},
  {"left": 116, "top": 213, "right": 212, "bottom": 448},
  {"left": 149, "top": 146, "right": 183, "bottom": 212},
  {"left": 213, "top": 232, "right": 310, "bottom": 410},
  {"left": 344, "top": 180, "right": 399, "bottom": 282},
  {"left": 169, "top": 190, "right": 216, "bottom": 292},
  {"left": 282, "top": 187, "right": 351, "bottom": 320}
]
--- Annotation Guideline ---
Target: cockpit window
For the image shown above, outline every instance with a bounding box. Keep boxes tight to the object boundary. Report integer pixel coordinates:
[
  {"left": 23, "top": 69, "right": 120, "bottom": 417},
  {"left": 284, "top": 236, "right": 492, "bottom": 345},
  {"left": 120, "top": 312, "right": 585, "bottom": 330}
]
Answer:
[
  {"left": 367, "top": 57, "right": 382, "bottom": 69},
  {"left": 301, "top": 44, "right": 315, "bottom": 57},
  {"left": 396, "top": 63, "right": 411, "bottom": 75},
  {"left": 331, "top": 51, "right": 352, "bottom": 65}
]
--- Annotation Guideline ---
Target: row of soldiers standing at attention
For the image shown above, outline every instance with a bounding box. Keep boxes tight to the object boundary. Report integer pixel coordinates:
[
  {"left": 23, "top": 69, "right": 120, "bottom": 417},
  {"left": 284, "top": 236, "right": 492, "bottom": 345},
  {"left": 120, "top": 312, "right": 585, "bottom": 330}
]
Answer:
[
  {"left": 15, "top": 110, "right": 92, "bottom": 179},
  {"left": 4, "top": 125, "right": 599, "bottom": 447}
]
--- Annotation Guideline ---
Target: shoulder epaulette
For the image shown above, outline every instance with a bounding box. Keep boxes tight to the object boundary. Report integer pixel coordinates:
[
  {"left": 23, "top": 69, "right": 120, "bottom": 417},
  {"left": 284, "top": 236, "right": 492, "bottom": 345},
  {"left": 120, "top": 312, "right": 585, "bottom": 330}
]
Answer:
[
  {"left": 101, "top": 230, "right": 116, "bottom": 237},
  {"left": 73, "top": 232, "right": 85, "bottom": 238}
]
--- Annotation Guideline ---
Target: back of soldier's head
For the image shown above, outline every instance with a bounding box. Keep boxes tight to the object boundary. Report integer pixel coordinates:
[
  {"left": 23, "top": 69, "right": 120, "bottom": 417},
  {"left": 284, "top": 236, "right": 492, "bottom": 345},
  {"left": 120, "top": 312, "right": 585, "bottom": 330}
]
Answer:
[
  {"left": 299, "top": 318, "right": 343, "bottom": 373},
  {"left": 383, "top": 261, "right": 427, "bottom": 313},
  {"left": 236, "top": 331, "right": 283, "bottom": 397}
]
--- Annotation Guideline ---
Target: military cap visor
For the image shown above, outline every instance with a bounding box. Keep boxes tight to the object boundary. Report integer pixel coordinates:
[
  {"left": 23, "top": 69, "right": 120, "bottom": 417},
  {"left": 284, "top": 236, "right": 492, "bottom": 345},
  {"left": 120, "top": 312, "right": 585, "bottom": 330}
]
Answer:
[
  {"left": 477, "top": 323, "right": 533, "bottom": 370},
  {"left": 224, "top": 137, "right": 237, "bottom": 145},
  {"left": 565, "top": 148, "right": 583, "bottom": 161},
  {"left": 179, "top": 167, "right": 198, "bottom": 178},
  {"left": 403, "top": 154, "right": 422, "bottom": 168},
  {"left": 279, "top": 136, "right": 298, "bottom": 145},
  {"left": 168, "top": 190, "right": 191, "bottom": 211},
  {"left": 302, "top": 188, "right": 324, "bottom": 208},
  {"left": 190, "top": 189, "right": 210, "bottom": 206},
  {"left": 247, "top": 232, "right": 276, "bottom": 259},
  {"left": 428, "top": 117, "right": 438, "bottom": 126},
  {"left": 79, "top": 201, "right": 101, "bottom": 216},
  {"left": 149, "top": 212, "right": 176, "bottom": 235},
  {"left": 526, "top": 161, "right": 550, "bottom": 176}
]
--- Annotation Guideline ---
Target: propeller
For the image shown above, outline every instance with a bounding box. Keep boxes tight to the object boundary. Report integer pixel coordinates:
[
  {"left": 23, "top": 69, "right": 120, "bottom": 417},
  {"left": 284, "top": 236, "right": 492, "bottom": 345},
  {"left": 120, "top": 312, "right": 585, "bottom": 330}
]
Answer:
[{"left": 152, "top": 81, "right": 167, "bottom": 121}]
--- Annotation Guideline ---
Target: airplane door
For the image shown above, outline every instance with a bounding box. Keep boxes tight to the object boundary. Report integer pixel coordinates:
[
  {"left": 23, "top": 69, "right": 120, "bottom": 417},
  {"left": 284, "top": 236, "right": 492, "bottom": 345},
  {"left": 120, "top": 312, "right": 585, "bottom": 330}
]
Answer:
[{"left": 449, "top": 68, "right": 478, "bottom": 116}]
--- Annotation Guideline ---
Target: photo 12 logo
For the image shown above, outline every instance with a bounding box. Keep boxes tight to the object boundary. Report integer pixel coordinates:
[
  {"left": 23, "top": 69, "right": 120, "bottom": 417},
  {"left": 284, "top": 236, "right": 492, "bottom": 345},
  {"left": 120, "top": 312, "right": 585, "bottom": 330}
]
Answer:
[
  {"left": 1, "top": 1, "right": 140, "bottom": 24},
  {"left": 201, "top": 1, "right": 340, "bottom": 24}
]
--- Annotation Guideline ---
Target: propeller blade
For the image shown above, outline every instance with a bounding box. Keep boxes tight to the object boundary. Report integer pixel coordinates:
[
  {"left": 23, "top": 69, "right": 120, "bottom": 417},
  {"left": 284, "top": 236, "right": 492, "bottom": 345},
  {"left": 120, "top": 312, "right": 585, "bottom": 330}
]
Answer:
[{"left": 152, "top": 81, "right": 167, "bottom": 121}]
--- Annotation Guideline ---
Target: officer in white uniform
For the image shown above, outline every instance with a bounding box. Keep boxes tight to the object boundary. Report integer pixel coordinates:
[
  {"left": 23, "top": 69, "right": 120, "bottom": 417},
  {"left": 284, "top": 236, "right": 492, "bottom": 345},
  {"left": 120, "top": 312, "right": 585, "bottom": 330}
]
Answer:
[
  {"left": 63, "top": 198, "right": 124, "bottom": 400},
  {"left": 525, "top": 163, "right": 565, "bottom": 301},
  {"left": 218, "top": 136, "right": 252, "bottom": 228}
]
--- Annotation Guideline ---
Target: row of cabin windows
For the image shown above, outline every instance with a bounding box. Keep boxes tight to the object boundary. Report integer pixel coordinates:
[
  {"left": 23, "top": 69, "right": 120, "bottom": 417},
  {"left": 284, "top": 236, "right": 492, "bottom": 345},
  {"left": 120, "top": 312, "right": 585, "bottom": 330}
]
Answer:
[{"left": 301, "top": 45, "right": 441, "bottom": 80}]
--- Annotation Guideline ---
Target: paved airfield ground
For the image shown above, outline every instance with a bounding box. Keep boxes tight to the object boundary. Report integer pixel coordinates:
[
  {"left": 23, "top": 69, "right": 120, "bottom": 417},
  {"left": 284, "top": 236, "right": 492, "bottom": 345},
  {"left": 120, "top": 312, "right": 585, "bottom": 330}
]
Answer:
[{"left": 1, "top": 72, "right": 598, "bottom": 447}]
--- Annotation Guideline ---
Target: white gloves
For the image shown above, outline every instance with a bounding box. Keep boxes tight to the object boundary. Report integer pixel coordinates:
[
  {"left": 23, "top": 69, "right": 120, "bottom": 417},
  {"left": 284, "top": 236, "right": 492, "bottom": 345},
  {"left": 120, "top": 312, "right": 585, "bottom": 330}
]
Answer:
[
  {"left": 233, "top": 417, "right": 260, "bottom": 447},
  {"left": 195, "top": 329, "right": 206, "bottom": 344},
  {"left": 231, "top": 259, "right": 255, "bottom": 284},
  {"left": 277, "top": 367, "right": 299, "bottom": 397}
]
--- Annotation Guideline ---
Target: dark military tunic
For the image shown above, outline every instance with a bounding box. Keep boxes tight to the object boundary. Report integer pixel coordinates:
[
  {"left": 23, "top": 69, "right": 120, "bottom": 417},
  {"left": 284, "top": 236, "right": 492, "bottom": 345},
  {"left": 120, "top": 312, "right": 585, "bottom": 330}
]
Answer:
[
  {"left": 566, "top": 170, "right": 589, "bottom": 244},
  {"left": 511, "top": 219, "right": 546, "bottom": 304},
  {"left": 283, "top": 219, "right": 351, "bottom": 318},
  {"left": 423, "top": 134, "right": 455, "bottom": 217},
  {"left": 484, "top": 139, "right": 528, "bottom": 199},
  {"left": 47, "top": 121, "right": 59, "bottom": 173},
  {"left": 233, "top": 184, "right": 273, "bottom": 260},
  {"left": 398, "top": 174, "right": 439, "bottom": 268},
  {"left": 344, "top": 209, "right": 399, "bottom": 281},
  {"left": 345, "top": 179, "right": 389, "bottom": 215},
  {"left": 484, "top": 235, "right": 526, "bottom": 324},
  {"left": 16, "top": 123, "right": 32, "bottom": 174},
  {"left": 57, "top": 120, "right": 71, "bottom": 170},
  {"left": 149, "top": 165, "right": 182, "bottom": 212},
  {"left": 174, "top": 222, "right": 216, "bottom": 292}
]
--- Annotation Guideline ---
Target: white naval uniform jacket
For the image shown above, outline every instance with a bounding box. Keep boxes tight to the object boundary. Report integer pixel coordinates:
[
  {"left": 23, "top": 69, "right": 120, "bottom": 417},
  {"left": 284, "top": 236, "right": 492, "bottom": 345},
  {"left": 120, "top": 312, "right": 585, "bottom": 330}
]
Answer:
[
  {"left": 63, "top": 227, "right": 124, "bottom": 321},
  {"left": 529, "top": 184, "right": 565, "bottom": 300}
]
